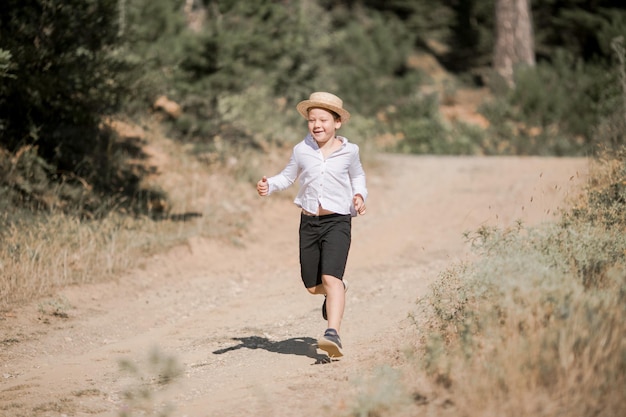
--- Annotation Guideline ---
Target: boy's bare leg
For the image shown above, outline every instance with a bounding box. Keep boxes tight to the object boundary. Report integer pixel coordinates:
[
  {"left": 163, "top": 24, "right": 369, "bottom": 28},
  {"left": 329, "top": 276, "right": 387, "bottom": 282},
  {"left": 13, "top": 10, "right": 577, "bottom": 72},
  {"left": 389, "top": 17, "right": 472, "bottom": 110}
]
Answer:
[
  {"left": 321, "top": 274, "right": 345, "bottom": 332},
  {"left": 307, "top": 284, "right": 326, "bottom": 295}
]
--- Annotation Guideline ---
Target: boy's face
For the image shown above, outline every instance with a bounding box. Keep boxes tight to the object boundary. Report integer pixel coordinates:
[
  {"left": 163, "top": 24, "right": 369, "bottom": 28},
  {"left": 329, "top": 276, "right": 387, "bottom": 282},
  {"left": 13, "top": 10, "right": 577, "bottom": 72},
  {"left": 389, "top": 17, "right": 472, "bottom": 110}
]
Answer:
[{"left": 307, "top": 107, "right": 342, "bottom": 144}]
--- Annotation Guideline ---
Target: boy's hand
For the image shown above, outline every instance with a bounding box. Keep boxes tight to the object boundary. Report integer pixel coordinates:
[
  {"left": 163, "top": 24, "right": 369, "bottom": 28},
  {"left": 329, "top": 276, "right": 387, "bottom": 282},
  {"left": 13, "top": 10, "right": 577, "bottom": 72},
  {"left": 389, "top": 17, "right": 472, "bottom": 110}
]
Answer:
[
  {"left": 257, "top": 176, "right": 269, "bottom": 196},
  {"left": 353, "top": 194, "right": 366, "bottom": 215}
]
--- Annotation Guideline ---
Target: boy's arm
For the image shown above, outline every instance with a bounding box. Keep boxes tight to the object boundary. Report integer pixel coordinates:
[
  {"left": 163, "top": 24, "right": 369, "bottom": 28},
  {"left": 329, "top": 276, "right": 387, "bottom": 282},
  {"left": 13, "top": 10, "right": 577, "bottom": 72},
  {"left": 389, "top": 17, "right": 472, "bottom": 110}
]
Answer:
[
  {"left": 349, "top": 146, "right": 368, "bottom": 202},
  {"left": 266, "top": 150, "right": 299, "bottom": 195}
]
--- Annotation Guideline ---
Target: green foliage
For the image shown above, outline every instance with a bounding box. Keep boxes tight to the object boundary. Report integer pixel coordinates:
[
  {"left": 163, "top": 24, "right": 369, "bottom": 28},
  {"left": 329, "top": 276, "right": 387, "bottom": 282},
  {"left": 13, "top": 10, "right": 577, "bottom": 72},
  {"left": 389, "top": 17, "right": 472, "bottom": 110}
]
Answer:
[
  {"left": 121, "top": 0, "right": 197, "bottom": 93},
  {"left": 123, "top": 0, "right": 436, "bottom": 151},
  {"left": 0, "top": 0, "right": 160, "bottom": 215},
  {"left": 533, "top": 0, "right": 626, "bottom": 61},
  {"left": 355, "top": 0, "right": 456, "bottom": 53},
  {"left": 0, "top": 0, "right": 128, "bottom": 153},
  {"left": 513, "top": 51, "right": 615, "bottom": 141},
  {"left": 387, "top": 93, "right": 446, "bottom": 154},
  {"left": 2, "top": 0, "right": 626, "bottom": 219},
  {"left": 122, "top": 0, "right": 336, "bottom": 146},
  {"left": 480, "top": 30, "right": 626, "bottom": 156},
  {"left": 326, "top": 5, "right": 422, "bottom": 117},
  {"left": 0, "top": 128, "right": 171, "bottom": 219},
  {"left": 386, "top": 93, "right": 485, "bottom": 155}
]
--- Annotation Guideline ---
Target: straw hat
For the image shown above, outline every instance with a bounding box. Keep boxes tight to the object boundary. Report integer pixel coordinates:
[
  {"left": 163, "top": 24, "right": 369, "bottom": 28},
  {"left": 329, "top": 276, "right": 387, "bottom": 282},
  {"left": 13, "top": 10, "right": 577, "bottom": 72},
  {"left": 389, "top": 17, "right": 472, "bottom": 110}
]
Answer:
[{"left": 296, "top": 92, "right": 351, "bottom": 123}]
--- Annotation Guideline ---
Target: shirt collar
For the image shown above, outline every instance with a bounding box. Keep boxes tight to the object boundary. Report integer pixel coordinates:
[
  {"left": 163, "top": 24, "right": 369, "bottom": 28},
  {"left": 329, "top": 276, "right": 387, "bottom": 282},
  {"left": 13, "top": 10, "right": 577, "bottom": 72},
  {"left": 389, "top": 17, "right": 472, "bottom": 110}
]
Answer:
[{"left": 304, "top": 133, "right": 348, "bottom": 147}]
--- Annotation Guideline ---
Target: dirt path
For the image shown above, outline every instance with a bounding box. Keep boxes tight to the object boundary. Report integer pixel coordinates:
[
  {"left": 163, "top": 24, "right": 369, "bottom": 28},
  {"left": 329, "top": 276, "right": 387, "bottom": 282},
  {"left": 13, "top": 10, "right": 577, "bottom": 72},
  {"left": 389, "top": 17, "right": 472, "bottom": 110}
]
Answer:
[{"left": 0, "top": 154, "right": 587, "bottom": 417}]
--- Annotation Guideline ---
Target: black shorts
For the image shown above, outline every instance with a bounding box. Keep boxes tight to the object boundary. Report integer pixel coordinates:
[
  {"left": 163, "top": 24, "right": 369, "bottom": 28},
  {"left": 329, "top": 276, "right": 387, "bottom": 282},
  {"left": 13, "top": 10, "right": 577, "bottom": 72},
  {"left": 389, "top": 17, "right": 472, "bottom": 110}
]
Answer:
[{"left": 299, "top": 213, "right": 351, "bottom": 288}]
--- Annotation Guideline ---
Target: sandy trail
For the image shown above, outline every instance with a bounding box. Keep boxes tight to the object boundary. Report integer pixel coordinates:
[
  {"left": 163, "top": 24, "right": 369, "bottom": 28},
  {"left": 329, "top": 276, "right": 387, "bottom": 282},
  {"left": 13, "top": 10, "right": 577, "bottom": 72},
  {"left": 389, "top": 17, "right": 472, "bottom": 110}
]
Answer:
[{"left": 0, "top": 154, "right": 587, "bottom": 417}]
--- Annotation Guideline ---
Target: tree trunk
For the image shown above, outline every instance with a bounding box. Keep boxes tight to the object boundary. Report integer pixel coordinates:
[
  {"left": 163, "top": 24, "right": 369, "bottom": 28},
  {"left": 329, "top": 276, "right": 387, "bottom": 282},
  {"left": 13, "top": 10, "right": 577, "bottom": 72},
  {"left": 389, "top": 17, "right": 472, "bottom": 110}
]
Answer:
[{"left": 493, "top": 0, "right": 535, "bottom": 87}]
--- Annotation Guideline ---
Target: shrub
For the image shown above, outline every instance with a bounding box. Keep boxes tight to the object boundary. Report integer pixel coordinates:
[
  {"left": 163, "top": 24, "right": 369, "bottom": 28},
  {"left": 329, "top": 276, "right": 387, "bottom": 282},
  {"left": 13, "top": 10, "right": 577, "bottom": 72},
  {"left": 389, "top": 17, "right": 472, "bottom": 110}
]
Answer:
[
  {"left": 414, "top": 133, "right": 626, "bottom": 415},
  {"left": 326, "top": 5, "right": 420, "bottom": 118},
  {"left": 0, "top": 0, "right": 155, "bottom": 215},
  {"left": 417, "top": 213, "right": 626, "bottom": 415},
  {"left": 481, "top": 49, "right": 620, "bottom": 156},
  {"left": 385, "top": 92, "right": 485, "bottom": 155},
  {"left": 0, "top": 0, "right": 130, "bottom": 157}
]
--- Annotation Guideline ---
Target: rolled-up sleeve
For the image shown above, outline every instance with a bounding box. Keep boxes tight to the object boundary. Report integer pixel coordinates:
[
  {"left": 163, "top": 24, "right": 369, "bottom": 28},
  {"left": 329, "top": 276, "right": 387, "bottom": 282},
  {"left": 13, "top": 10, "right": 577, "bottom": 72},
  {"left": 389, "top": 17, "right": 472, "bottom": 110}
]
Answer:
[{"left": 267, "top": 151, "right": 298, "bottom": 194}]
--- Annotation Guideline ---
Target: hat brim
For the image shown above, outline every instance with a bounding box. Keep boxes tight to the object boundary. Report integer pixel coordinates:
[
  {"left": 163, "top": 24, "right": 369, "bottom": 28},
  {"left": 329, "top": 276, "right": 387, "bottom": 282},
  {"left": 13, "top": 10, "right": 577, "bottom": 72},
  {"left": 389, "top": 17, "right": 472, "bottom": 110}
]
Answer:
[{"left": 296, "top": 100, "right": 351, "bottom": 123}]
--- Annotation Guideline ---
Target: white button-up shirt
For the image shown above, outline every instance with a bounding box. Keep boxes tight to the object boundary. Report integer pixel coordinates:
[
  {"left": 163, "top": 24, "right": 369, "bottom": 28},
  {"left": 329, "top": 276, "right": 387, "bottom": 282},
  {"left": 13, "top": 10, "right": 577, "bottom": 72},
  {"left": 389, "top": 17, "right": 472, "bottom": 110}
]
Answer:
[{"left": 267, "top": 134, "right": 368, "bottom": 216}]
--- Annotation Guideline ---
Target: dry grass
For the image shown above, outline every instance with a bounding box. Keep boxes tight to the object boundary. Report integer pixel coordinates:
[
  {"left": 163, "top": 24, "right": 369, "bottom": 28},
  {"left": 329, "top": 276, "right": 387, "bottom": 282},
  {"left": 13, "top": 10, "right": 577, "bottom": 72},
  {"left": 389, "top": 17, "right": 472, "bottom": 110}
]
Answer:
[
  {"left": 407, "top": 152, "right": 626, "bottom": 417},
  {"left": 0, "top": 120, "right": 258, "bottom": 311}
]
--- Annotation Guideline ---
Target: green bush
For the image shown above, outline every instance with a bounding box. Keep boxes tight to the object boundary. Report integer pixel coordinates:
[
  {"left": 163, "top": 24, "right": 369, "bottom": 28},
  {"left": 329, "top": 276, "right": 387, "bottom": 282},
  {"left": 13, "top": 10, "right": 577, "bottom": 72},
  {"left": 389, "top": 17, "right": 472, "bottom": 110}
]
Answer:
[
  {"left": 480, "top": 49, "right": 622, "bottom": 155},
  {"left": 0, "top": 0, "right": 129, "bottom": 155},
  {"left": 0, "top": 0, "right": 159, "bottom": 215},
  {"left": 3, "top": 0, "right": 626, "bottom": 220},
  {"left": 326, "top": 5, "right": 421, "bottom": 117},
  {"left": 384, "top": 92, "right": 485, "bottom": 155}
]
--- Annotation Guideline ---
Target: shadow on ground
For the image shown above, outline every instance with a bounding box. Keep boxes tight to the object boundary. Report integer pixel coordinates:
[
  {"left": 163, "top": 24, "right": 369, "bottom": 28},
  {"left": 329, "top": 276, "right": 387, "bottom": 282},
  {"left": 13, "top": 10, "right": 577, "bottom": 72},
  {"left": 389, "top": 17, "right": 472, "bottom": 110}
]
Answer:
[{"left": 213, "top": 336, "right": 331, "bottom": 364}]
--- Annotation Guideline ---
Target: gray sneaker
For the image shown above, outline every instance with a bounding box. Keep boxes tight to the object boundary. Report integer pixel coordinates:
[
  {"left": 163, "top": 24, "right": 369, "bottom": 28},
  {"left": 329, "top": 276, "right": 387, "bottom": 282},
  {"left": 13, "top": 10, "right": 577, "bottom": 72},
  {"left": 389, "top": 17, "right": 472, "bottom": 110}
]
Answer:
[
  {"left": 322, "top": 279, "right": 349, "bottom": 321},
  {"left": 317, "top": 328, "right": 343, "bottom": 358}
]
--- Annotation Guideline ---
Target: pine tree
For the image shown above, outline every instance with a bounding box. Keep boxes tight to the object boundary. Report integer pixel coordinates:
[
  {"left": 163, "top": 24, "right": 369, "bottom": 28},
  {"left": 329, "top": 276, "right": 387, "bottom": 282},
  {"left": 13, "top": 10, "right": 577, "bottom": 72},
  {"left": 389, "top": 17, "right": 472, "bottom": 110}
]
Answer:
[{"left": 0, "top": 0, "right": 126, "bottom": 164}]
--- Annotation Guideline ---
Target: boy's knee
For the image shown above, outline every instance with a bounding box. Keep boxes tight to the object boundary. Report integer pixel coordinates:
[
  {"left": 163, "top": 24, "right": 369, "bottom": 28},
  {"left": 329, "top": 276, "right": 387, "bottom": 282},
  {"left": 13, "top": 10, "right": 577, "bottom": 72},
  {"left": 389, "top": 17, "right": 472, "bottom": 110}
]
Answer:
[
  {"left": 306, "top": 286, "right": 317, "bottom": 295},
  {"left": 322, "top": 274, "right": 342, "bottom": 287}
]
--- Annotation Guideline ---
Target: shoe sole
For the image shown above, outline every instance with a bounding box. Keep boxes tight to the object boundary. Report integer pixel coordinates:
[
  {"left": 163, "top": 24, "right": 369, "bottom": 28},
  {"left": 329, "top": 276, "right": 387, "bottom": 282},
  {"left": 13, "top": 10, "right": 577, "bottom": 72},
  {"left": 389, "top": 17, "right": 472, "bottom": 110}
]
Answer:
[{"left": 317, "top": 337, "right": 344, "bottom": 358}]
